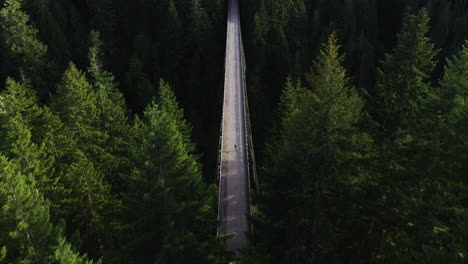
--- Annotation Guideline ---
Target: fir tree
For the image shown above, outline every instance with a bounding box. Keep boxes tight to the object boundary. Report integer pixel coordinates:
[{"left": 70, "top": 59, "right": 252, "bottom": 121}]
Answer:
[
  {"left": 22, "top": 0, "right": 70, "bottom": 63},
  {"left": 258, "top": 33, "right": 373, "bottom": 263},
  {"left": 122, "top": 88, "right": 226, "bottom": 263},
  {"left": 53, "top": 236, "right": 101, "bottom": 264},
  {"left": 51, "top": 62, "right": 120, "bottom": 258},
  {"left": 0, "top": 77, "right": 40, "bottom": 125},
  {"left": 88, "top": 30, "right": 130, "bottom": 192},
  {"left": 51, "top": 62, "right": 110, "bottom": 172},
  {"left": 375, "top": 8, "right": 439, "bottom": 140},
  {"left": 0, "top": 155, "right": 56, "bottom": 263},
  {"left": 157, "top": 79, "right": 195, "bottom": 153},
  {"left": 1, "top": 118, "right": 54, "bottom": 195},
  {"left": 62, "top": 157, "right": 118, "bottom": 258},
  {"left": 0, "top": 0, "right": 47, "bottom": 94}
]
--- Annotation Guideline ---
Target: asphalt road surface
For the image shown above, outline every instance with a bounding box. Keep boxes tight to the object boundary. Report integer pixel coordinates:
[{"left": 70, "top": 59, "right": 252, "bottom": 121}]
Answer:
[{"left": 218, "top": 0, "right": 251, "bottom": 254}]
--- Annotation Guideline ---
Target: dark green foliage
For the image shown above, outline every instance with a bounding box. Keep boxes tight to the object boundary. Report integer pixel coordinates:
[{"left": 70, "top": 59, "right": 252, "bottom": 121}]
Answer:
[
  {"left": 1, "top": 118, "right": 54, "bottom": 195},
  {"left": 50, "top": 62, "right": 122, "bottom": 258},
  {"left": 0, "top": 155, "right": 56, "bottom": 263},
  {"left": 0, "top": 0, "right": 467, "bottom": 262},
  {"left": 255, "top": 34, "right": 374, "bottom": 263},
  {"left": 53, "top": 236, "right": 101, "bottom": 264},
  {"left": 121, "top": 81, "right": 228, "bottom": 263},
  {"left": 0, "top": 0, "right": 50, "bottom": 97},
  {"left": 0, "top": 0, "right": 47, "bottom": 73},
  {"left": 374, "top": 9, "right": 439, "bottom": 139},
  {"left": 87, "top": 30, "right": 131, "bottom": 193}
]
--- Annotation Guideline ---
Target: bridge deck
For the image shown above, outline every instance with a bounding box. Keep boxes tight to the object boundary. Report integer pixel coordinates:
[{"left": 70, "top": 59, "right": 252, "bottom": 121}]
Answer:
[{"left": 218, "top": 0, "right": 250, "bottom": 253}]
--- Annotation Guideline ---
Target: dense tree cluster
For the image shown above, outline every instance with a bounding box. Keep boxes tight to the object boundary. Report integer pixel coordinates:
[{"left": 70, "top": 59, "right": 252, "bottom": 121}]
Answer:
[
  {"left": 239, "top": 0, "right": 468, "bottom": 152},
  {"left": 0, "top": 0, "right": 226, "bottom": 179},
  {"left": 1, "top": 0, "right": 468, "bottom": 263},
  {"left": 0, "top": 0, "right": 229, "bottom": 263},
  {"left": 247, "top": 7, "right": 468, "bottom": 264}
]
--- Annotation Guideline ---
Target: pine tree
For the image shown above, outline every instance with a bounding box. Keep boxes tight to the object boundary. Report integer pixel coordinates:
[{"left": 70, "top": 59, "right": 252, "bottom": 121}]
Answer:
[
  {"left": 62, "top": 157, "right": 118, "bottom": 258},
  {"left": 122, "top": 88, "right": 226, "bottom": 263},
  {"left": 51, "top": 62, "right": 120, "bottom": 258},
  {"left": 1, "top": 118, "right": 54, "bottom": 195},
  {"left": 368, "top": 9, "right": 464, "bottom": 262},
  {"left": 53, "top": 236, "right": 101, "bottom": 264},
  {"left": 51, "top": 62, "right": 100, "bottom": 141},
  {"left": 22, "top": 0, "right": 70, "bottom": 63},
  {"left": 0, "top": 77, "right": 40, "bottom": 125},
  {"left": 431, "top": 41, "right": 468, "bottom": 260},
  {"left": 0, "top": 0, "right": 47, "bottom": 93},
  {"left": 258, "top": 33, "right": 373, "bottom": 263},
  {"left": 157, "top": 79, "right": 195, "bottom": 153},
  {"left": 88, "top": 30, "right": 128, "bottom": 144},
  {"left": 88, "top": 30, "right": 130, "bottom": 192},
  {"left": 375, "top": 8, "right": 439, "bottom": 140},
  {"left": 0, "top": 77, "right": 73, "bottom": 223},
  {"left": 0, "top": 155, "right": 56, "bottom": 263},
  {"left": 51, "top": 62, "right": 110, "bottom": 171}
]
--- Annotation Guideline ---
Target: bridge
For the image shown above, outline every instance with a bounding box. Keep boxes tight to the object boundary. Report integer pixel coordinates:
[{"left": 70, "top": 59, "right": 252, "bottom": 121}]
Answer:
[{"left": 217, "top": 0, "right": 257, "bottom": 256}]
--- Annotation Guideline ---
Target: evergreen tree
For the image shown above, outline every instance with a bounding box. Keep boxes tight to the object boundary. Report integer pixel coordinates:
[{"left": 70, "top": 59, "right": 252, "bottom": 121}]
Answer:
[
  {"left": 88, "top": 30, "right": 130, "bottom": 192},
  {"left": 0, "top": 77, "right": 40, "bottom": 124},
  {"left": 374, "top": 8, "right": 439, "bottom": 139},
  {"left": 51, "top": 62, "right": 110, "bottom": 172},
  {"left": 61, "top": 157, "right": 118, "bottom": 258},
  {"left": 22, "top": 0, "right": 70, "bottom": 64},
  {"left": 0, "top": 0, "right": 47, "bottom": 94},
  {"left": 122, "top": 82, "right": 227, "bottom": 263},
  {"left": 0, "top": 155, "right": 56, "bottom": 263},
  {"left": 157, "top": 79, "right": 195, "bottom": 153},
  {"left": 368, "top": 9, "right": 464, "bottom": 262},
  {"left": 53, "top": 236, "right": 101, "bottom": 264},
  {"left": 257, "top": 33, "right": 373, "bottom": 263},
  {"left": 1, "top": 118, "right": 54, "bottom": 195},
  {"left": 51, "top": 62, "right": 120, "bottom": 258},
  {"left": 0, "top": 77, "right": 72, "bottom": 223},
  {"left": 431, "top": 41, "right": 468, "bottom": 260}
]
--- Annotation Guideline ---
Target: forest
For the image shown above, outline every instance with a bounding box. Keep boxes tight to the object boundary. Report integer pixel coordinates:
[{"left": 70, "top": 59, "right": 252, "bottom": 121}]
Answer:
[{"left": 0, "top": 0, "right": 467, "bottom": 263}]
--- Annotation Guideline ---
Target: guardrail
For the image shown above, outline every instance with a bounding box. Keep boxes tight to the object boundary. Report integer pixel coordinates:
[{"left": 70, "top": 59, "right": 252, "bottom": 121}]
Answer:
[
  {"left": 216, "top": 0, "right": 231, "bottom": 238},
  {"left": 239, "top": 29, "right": 259, "bottom": 195}
]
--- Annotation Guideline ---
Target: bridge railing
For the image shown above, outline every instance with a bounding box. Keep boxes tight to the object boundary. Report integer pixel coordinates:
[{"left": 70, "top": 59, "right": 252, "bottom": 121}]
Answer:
[
  {"left": 216, "top": 0, "right": 231, "bottom": 238},
  {"left": 239, "top": 24, "right": 259, "bottom": 195}
]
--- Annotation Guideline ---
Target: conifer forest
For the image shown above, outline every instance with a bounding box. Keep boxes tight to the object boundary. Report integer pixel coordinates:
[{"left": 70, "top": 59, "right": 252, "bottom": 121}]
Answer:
[{"left": 0, "top": 0, "right": 468, "bottom": 263}]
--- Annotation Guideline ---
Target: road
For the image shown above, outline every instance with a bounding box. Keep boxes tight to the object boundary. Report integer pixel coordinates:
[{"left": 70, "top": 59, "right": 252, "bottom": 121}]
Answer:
[{"left": 218, "top": 0, "right": 250, "bottom": 254}]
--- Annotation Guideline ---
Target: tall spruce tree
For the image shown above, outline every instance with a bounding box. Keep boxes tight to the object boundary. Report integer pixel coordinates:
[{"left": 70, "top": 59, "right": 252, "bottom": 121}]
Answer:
[
  {"left": 51, "top": 62, "right": 120, "bottom": 258},
  {"left": 1, "top": 118, "right": 54, "bottom": 194},
  {"left": 257, "top": 33, "right": 373, "bottom": 263},
  {"left": 88, "top": 30, "right": 130, "bottom": 192},
  {"left": 53, "top": 236, "right": 102, "bottom": 264},
  {"left": 0, "top": 0, "right": 47, "bottom": 94},
  {"left": 368, "top": 9, "right": 465, "bottom": 262},
  {"left": 374, "top": 9, "right": 439, "bottom": 140},
  {"left": 0, "top": 155, "right": 56, "bottom": 263},
  {"left": 121, "top": 81, "right": 227, "bottom": 263},
  {"left": 51, "top": 62, "right": 108, "bottom": 162},
  {"left": 51, "top": 61, "right": 119, "bottom": 185},
  {"left": 0, "top": 77, "right": 40, "bottom": 125}
]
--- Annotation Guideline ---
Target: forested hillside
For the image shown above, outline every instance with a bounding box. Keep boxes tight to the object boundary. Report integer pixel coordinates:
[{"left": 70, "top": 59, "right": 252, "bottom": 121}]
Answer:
[
  {"left": 0, "top": 0, "right": 230, "bottom": 263},
  {"left": 0, "top": 0, "right": 467, "bottom": 263},
  {"left": 239, "top": 0, "right": 468, "bottom": 263}
]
